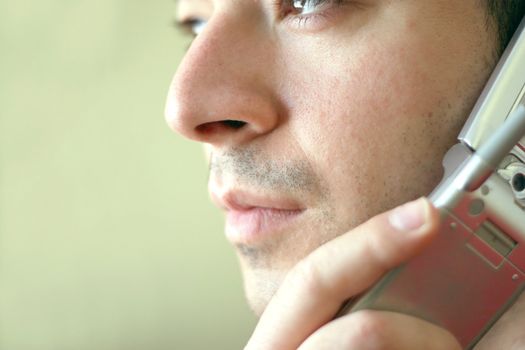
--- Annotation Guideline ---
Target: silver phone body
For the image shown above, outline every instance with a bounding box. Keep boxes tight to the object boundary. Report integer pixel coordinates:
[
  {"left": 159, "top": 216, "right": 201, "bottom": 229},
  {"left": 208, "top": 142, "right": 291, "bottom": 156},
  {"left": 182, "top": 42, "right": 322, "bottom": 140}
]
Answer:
[{"left": 344, "top": 18, "right": 525, "bottom": 349}]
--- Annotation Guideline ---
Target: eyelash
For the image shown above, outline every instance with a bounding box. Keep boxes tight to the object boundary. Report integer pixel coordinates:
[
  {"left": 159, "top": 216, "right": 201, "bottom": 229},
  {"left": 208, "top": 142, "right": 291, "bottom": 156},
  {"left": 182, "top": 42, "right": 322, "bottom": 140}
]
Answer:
[
  {"left": 175, "top": 18, "right": 206, "bottom": 38},
  {"left": 176, "top": 0, "right": 348, "bottom": 38},
  {"left": 276, "top": 0, "right": 346, "bottom": 28}
]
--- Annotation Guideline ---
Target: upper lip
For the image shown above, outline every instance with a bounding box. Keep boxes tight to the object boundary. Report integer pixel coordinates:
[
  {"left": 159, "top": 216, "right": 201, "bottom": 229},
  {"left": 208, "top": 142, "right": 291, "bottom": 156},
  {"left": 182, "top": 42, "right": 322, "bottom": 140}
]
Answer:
[{"left": 210, "top": 187, "right": 304, "bottom": 213}]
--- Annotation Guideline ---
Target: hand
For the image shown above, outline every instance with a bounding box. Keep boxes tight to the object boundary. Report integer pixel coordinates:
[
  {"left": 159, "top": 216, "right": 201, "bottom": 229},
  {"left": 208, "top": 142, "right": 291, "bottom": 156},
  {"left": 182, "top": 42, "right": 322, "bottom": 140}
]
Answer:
[{"left": 245, "top": 198, "right": 461, "bottom": 350}]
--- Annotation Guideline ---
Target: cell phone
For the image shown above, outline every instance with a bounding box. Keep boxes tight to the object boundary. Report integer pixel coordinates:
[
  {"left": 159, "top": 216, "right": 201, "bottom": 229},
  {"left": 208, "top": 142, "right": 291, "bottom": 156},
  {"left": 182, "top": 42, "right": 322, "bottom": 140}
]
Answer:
[{"left": 337, "top": 17, "right": 525, "bottom": 349}]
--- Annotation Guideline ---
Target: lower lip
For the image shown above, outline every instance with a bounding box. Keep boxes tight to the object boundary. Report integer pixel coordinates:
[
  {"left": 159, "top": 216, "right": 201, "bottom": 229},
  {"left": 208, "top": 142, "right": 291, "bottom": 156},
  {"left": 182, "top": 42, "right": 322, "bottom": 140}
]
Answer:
[{"left": 225, "top": 207, "right": 303, "bottom": 244}]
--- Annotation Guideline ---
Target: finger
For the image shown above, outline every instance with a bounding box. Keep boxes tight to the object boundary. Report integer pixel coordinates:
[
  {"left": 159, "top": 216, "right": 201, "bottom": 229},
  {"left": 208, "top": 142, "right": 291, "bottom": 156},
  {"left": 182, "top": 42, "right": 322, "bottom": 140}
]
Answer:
[
  {"left": 245, "top": 198, "right": 440, "bottom": 350},
  {"left": 298, "top": 310, "right": 461, "bottom": 350}
]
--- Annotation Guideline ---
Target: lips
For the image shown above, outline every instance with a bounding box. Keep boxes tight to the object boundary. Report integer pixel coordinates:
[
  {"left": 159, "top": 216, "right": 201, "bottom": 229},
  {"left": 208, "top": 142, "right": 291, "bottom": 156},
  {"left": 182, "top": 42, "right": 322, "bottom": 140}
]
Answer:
[{"left": 210, "top": 188, "right": 305, "bottom": 244}]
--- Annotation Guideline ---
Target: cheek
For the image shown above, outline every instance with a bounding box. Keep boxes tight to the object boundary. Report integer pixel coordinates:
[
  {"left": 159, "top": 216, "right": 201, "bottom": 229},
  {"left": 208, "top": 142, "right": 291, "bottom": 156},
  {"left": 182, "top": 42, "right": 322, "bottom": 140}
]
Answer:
[
  {"left": 283, "top": 38, "right": 440, "bottom": 168},
  {"left": 278, "top": 31, "right": 477, "bottom": 219}
]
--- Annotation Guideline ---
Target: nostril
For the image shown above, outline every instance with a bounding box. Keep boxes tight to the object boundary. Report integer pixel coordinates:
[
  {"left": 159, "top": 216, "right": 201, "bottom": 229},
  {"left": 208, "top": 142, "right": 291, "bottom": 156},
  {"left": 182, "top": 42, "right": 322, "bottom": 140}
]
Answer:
[
  {"left": 222, "top": 120, "right": 246, "bottom": 129},
  {"left": 195, "top": 120, "right": 247, "bottom": 135}
]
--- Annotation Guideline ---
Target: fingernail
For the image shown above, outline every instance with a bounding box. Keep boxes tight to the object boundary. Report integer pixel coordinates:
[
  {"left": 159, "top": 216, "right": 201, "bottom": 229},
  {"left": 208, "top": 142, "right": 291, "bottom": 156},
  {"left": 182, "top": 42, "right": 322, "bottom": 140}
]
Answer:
[{"left": 388, "top": 198, "right": 428, "bottom": 231}]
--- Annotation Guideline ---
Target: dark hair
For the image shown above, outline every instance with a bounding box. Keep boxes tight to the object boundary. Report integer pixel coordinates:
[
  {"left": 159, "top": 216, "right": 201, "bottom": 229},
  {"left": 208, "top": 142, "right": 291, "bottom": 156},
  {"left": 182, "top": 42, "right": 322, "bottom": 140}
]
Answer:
[{"left": 485, "top": 0, "right": 525, "bottom": 55}]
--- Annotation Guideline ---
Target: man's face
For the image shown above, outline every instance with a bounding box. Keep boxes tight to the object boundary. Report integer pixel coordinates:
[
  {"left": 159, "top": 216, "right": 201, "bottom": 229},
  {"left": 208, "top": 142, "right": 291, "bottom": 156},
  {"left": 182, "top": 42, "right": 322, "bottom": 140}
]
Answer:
[{"left": 167, "top": 0, "right": 497, "bottom": 315}]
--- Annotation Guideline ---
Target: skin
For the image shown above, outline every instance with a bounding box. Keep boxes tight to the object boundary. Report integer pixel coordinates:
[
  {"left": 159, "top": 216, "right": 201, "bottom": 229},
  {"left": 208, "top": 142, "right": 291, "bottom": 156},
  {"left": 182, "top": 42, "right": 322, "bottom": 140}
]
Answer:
[{"left": 167, "top": 0, "right": 525, "bottom": 348}]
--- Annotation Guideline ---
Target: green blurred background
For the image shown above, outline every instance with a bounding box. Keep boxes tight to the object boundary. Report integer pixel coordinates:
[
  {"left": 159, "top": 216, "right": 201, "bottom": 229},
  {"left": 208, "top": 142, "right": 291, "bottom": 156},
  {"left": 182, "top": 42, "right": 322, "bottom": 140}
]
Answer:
[{"left": 0, "top": 1, "right": 256, "bottom": 349}]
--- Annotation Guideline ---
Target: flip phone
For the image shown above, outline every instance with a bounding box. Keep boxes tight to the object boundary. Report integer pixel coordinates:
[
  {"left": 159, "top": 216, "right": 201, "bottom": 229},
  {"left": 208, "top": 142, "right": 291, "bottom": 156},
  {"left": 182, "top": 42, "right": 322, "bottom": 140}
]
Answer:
[{"left": 339, "top": 17, "right": 525, "bottom": 349}]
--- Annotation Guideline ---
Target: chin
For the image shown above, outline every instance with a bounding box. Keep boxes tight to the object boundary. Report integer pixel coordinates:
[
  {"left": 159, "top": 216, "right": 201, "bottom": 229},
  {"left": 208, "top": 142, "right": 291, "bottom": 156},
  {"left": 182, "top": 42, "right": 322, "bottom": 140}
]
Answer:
[
  {"left": 246, "top": 293, "right": 268, "bottom": 317},
  {"left": 243, "top": 274, "right": 280, "bottom": 317},
  {"left": 240, "top": 263, "right": 288, "bottom": 317}
]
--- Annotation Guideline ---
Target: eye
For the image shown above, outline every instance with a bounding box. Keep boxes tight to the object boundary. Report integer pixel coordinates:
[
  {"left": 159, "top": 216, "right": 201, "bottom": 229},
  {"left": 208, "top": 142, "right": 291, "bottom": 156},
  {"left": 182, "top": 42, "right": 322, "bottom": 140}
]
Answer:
[
  {"left": 281, "top": 0, "right": 344, "bottom": 16},
  {"left": 175, "top": 17, "right": 207, "bottom": 37},
  {"left": 187, "top": 18, "right": 207, "bottom": 36},
  {"left": 291, "top": 0, "right": 328, "bottom": 15},
  {"left": 277, "top": 0, "right": 348, "bottom": 28}
]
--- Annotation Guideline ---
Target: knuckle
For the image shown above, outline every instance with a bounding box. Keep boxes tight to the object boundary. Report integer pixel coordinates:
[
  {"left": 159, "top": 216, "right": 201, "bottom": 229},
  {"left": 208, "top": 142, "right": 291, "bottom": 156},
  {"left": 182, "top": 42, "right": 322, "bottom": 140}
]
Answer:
[{"left": 343, "top": 311, "right": 391, "bottom": 349}]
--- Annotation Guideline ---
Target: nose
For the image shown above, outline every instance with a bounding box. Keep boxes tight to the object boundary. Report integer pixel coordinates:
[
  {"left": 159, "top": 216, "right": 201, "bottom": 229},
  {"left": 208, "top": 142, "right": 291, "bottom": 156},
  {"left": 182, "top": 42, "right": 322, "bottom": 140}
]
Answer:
[{"left": 165, "top": 8, "right": 280, "bottom": 147}]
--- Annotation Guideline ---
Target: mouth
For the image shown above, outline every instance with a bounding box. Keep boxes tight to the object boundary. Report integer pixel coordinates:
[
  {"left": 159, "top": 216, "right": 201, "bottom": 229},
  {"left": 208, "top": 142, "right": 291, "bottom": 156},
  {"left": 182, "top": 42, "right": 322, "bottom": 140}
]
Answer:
[{"left": 210, "top": 188, "right": 305, "bottom": 245}]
